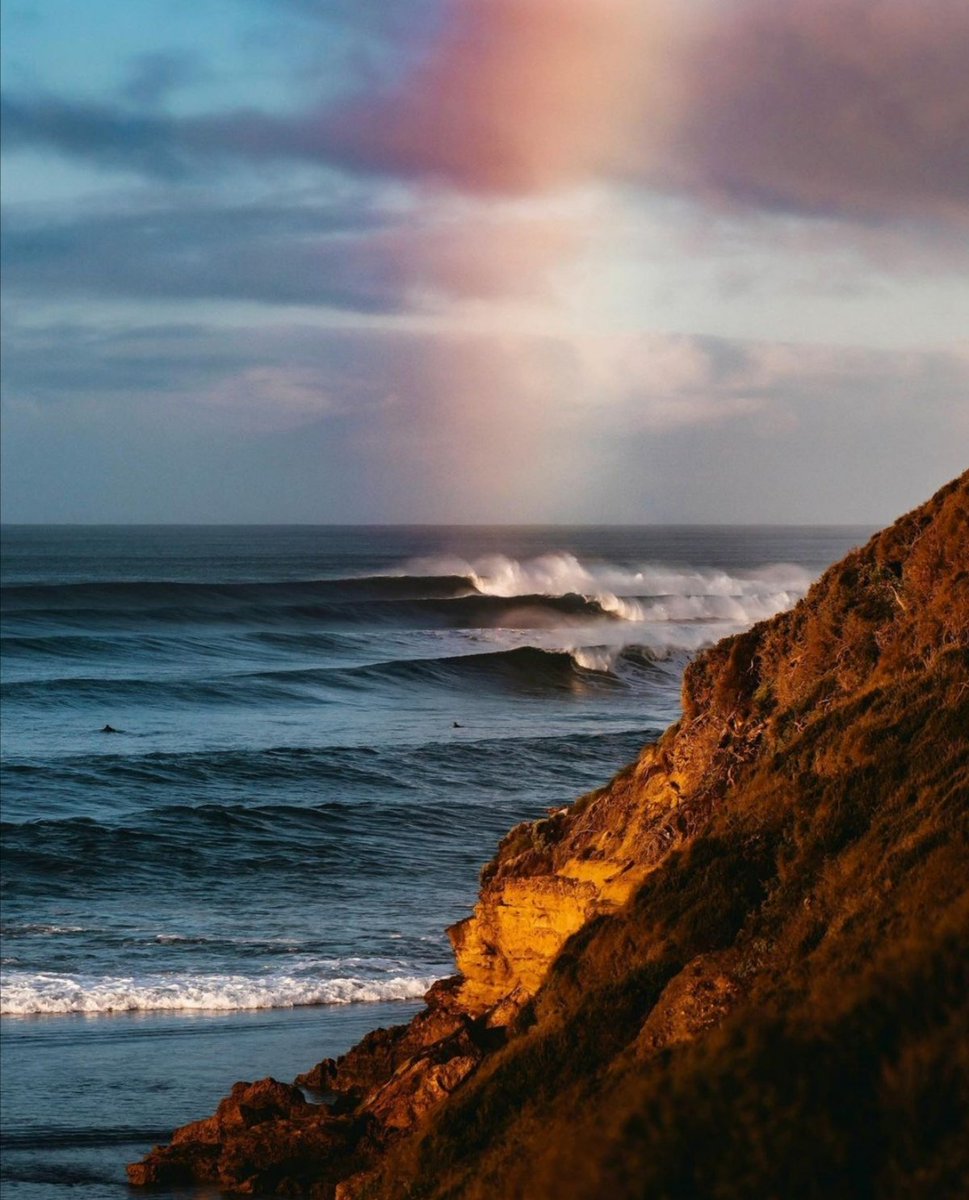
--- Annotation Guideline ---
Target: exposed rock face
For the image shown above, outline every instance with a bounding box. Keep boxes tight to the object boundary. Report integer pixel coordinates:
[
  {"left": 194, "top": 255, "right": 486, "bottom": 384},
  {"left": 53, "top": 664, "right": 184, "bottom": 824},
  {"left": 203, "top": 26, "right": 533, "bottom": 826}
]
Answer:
[
  {"left": 447, "top": 739, "right": 691, "bottom": 1015},
  {"left": 127, "top": 1078, "right": 365, "bottom": 1194},
  {"left": 129, "top": 472, "right": 969, "bottom": 1199}
]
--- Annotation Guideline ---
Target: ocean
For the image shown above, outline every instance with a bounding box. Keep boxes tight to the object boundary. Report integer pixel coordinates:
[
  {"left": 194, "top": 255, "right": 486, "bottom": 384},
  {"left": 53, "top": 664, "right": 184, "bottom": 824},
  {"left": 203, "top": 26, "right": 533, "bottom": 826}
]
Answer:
[{"left": 0, "top": 523, "right": 871, "bottom": 1198}]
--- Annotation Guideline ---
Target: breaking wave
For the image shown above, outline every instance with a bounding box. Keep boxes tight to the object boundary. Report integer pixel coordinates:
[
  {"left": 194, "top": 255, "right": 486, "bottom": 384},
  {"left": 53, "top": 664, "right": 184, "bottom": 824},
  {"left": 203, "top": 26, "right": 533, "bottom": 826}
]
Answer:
[
  {"left": 1, "top": 555, "right": 809, "bottom": 635},
  {"left": 0, "top": 968, "right": 439, "bottom": 1016},
  {"left": 397, "top": 553, "right": 810, "bottom": 625}
]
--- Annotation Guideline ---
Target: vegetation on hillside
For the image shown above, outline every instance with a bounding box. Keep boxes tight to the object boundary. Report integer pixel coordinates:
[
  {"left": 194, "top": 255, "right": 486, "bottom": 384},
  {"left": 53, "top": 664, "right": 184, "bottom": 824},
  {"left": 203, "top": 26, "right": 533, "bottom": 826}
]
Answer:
[
  {"left": 359, "top": 472, "right": 969, "bottom": 1199},
  {"left": 131, "top": 472, "right": 969, "bottom": 1199}
]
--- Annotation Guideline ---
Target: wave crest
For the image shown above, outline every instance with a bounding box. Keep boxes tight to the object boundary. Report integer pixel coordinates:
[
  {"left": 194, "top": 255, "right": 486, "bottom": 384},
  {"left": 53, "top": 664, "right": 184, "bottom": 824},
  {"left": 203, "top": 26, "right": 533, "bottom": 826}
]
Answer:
[
  {"left": 399, "top": 553, "right": 811, "bottom": 625},
  {"left": 0, "top": 969, "right": 438, "bottom": 1016}
]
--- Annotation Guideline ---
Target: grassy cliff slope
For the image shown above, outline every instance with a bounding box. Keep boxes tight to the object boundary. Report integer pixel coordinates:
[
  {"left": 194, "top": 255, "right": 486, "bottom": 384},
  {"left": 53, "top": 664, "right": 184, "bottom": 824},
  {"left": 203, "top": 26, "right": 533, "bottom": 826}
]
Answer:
[{"left": 131, "top": 473, "right": 969, "bottom": 1198}]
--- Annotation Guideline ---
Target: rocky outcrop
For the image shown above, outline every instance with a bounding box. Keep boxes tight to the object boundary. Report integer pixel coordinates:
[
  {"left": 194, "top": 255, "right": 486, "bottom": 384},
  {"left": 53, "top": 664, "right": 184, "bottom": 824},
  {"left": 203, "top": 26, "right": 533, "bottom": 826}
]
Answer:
[
  {"left": 130, "top": 472, "right": 969, "bottom": 1198},
  {"left": 127, "top": 1078, "right": 366, "bottom": 1194},
  {"left": 129, "top": 979, "right": 493, "bottom": 1195}
]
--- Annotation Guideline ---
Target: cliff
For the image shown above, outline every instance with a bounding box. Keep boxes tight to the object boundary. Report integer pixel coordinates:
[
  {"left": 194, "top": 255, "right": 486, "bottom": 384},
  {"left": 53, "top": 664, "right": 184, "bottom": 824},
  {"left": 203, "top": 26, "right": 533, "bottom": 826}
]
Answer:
[{"left": 130, "top": 472, "right": 969, "bottom": 1199}]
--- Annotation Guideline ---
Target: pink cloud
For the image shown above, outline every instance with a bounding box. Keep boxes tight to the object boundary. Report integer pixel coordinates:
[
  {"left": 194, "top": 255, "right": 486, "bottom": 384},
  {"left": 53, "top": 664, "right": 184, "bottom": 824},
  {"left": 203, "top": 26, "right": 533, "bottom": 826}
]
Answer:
[
  {"left": 672, "top": 0, "right": 969, "bottom": 224},
  {"left": 312, "top": 0, "right": 655, "bottom": 193},
  {"left": 305, "top": 0, "right": 969, "bottom": 227},
  {"left": 373, "top": 209, "right": 588, "bottom": 302},
  {"left": 10, "top": 1, "right": 967, "bottom": 229}
]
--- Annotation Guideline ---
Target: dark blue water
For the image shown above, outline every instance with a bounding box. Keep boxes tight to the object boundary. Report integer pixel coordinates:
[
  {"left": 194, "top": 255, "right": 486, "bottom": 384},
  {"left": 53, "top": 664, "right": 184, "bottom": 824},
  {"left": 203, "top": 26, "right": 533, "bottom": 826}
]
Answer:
[{"left": 0, "top": 524, "right": 870, "bottom": 1197}]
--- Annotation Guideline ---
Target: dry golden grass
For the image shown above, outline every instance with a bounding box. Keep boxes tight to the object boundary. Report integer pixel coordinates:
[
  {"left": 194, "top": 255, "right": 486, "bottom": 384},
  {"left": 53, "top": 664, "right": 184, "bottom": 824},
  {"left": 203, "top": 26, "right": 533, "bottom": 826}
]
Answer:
[{"left": 356, "top": 473, "right": 969, "bottom": 1200}]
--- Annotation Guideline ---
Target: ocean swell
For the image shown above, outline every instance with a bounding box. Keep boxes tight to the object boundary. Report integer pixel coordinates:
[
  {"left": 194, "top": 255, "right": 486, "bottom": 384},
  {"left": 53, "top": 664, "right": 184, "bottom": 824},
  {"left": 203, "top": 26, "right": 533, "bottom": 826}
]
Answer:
[{"left": 1, "top": 556, "right": 810, "bottom": 635}]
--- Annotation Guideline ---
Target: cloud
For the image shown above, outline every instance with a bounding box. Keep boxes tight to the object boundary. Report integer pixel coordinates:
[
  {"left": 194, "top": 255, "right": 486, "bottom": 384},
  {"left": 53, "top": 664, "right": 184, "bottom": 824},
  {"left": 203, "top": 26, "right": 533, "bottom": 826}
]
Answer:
[
  {"left": 1, "top": 189, "right": 593, "bottom": 310},
  {"left": 671, "top": 0, "right": 969, "bottom": 225},
  {"left": 4, "top": 315, "right": 966, "bottom": 521},
  {"left": 561, "top": 332, "right": 969, "bottom": 440},
  {"left": 6, "top": 0, "right": 966, "bottom": 228},
  {"left": 295, "top": 0, "right": 661, "bottom": 194},
  {"left": 318, "top": 0, "right": 969, "bottom": 226},
  {"left": 1, "top": 198, "right": 405, "bottom": 310},
  {"left": 1, "top": 92, "right": 191, "bottom": 178},
  {"left": 0, "top": 1, "right": 659, "bottom": 189},
  {"left": 4, "top": 2, "right": 964, "bottom": 526},
  {"left": 6, "top": 312, "right": 965, "bottom": 439},
  {"left": 199, "top": 365, "right": 338, "bottom": 432},
  {"left": 121, "top": 51, "right": 211, "bottom": 108}
]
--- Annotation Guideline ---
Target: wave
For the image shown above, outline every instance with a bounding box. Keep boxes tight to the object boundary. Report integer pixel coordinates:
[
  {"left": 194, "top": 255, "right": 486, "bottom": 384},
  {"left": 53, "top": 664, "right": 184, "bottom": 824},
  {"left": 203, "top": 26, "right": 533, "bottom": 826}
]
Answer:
[
  {"left": 0, "top": 799, "right": 511, "bottom": 888},
  {"left": 0, "top": 719, "right": 668, "bottom": 884},
  {"left": 335, "top": 642, "right": 683, "bottom": 693},
  {"left": 1, "top": 556, "right": 810, "bottom": 634},
  {"left": 0, "top": 671, "right": 336, "bottom": 707},
  {"left": 0, "top": 968, "right": 438, "bottom": 1016},
  {"left": 0, "top": 629, "right": 361, "bottom": 666},
  {"left": 314, "top": 644, "right": 634, "bottom": 694},
  {"left": 0, "top": 1126, "right": 177, "bottom": 1152},
  {"left": 0, "top": 792, "right": 555, "bottom": 870},
  {"left": 0, "top": 923, "right": 90, "bottom": 937},
  {"left": 401, "top": 551, "right": 811, "bottom": 600},
  {"left": 0, "top": 729, "right": 656, "bottom": 822},
  {"left": 0, "top": 640, "right": 675, "bottom": 711},
  {"left": 398, "top": 552, "right": 811, "bottom": 621},
  {"left": 406, "top": 591, "right": 618, "bottom": 625},
  {"left": 0, "top": 574, "right": 475, "bottom": 610},
  {"left": 568, "top": 644, "right": 679, "bottom": 676},
  {"left": 0, "top": 591, "right": 620, "bottom": 637}
]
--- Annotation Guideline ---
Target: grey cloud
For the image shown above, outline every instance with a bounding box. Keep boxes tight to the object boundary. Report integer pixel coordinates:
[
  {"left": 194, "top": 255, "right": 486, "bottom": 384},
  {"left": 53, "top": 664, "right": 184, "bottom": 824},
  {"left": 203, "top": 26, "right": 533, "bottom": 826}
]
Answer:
[
  {"left": 1, "top": 189, "right": 578, "bottom": 309},
  {"left": 669, "top": 0, "right": 969, "bottom": 226},
  {"left": 1, "top": 94, "right": 191, "bottom": 179},
  {"left": 1, "top": 199, "right": 406, "bottom": 311},
  {"left": 122, "top": 51, "right": 211, "bottom": 108},
  {"left": 4, "top": 315, "right": 966, "bottom": 522},
  {"left": 2, "top": 317, "right": 422, "bottom": 431},
  {"left": 1, "top": 320, "right": 245, "bottom": 403},
  {"left": 0, "top": 89, "right": 453, "bottom": 184}
]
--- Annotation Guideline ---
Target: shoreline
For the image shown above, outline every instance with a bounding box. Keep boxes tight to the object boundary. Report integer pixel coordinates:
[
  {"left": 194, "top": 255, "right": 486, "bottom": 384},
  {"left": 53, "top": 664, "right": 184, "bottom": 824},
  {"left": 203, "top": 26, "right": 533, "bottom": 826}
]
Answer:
[{"left": 0, "top": 999, "right": 424, "bottom": 1199}]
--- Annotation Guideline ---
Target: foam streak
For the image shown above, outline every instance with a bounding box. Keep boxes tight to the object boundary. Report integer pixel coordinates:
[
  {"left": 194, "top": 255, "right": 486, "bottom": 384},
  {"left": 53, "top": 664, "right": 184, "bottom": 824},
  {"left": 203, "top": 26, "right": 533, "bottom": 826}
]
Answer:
[{"left": 0, "top": 970, "right": 438, "bottom": 1016}]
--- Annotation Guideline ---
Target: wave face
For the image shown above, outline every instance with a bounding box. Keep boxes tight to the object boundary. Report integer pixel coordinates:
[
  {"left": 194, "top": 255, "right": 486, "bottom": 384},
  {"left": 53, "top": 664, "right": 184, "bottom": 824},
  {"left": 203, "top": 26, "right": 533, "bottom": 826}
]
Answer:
[{"left": 0, "top": 523, "right": 867, "bottom": 1019}]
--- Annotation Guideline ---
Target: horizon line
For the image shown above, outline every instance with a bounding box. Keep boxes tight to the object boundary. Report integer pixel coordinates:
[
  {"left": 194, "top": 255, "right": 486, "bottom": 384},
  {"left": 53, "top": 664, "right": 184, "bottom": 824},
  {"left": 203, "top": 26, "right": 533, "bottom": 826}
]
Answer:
[{"left": 0, "top": 520, "right": 879, "bottom": 530}]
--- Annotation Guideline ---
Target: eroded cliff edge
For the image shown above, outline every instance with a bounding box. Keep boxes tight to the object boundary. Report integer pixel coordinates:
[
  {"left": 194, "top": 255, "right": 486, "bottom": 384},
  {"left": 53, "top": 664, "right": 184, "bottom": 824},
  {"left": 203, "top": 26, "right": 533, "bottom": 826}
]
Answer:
[{"left": 130, "top": 472, "right": 969, "bottom": 1199}]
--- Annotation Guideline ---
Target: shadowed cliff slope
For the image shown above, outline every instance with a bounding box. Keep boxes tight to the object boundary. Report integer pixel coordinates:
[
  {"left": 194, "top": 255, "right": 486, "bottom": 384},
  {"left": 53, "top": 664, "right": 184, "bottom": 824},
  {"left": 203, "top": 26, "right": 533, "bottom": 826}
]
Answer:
[{"left": 130, "top": 472, "right": 969, "bottom": 1199}]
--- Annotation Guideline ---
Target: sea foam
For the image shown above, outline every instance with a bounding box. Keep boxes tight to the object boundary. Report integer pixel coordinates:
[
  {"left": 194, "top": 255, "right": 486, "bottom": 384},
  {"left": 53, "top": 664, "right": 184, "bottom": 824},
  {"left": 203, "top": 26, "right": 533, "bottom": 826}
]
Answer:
[
  {"left": 398, "top": 553, "right": 810, "bottom": 625},
  {"left": 0, "top": 969, "right": 438, "bottom": 1016}
]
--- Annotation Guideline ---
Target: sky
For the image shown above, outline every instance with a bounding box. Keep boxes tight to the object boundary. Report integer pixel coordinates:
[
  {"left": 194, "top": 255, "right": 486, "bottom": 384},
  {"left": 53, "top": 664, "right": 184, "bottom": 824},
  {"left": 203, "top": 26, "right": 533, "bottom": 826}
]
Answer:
[{"left": 1, "top": 0, "right": 967, "bottom": 524}]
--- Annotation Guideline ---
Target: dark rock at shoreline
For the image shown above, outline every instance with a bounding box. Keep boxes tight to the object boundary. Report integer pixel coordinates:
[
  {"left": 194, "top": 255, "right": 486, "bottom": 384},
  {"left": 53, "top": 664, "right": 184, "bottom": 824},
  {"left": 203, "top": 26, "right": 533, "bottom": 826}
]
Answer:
[{"left": 129, "top": 1078, "right": 371, "bottom": 1194}]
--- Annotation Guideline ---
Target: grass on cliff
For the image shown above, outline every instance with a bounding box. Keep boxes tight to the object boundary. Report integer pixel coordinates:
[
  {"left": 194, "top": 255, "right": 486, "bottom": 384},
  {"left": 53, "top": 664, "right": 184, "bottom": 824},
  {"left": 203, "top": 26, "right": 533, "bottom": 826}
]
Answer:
[
  {"left": 353, "top": 475, "right": 969, "bottom": 1200},
  {"left": 363, "top": 652, "right": 969, "bottom": 1200}
]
